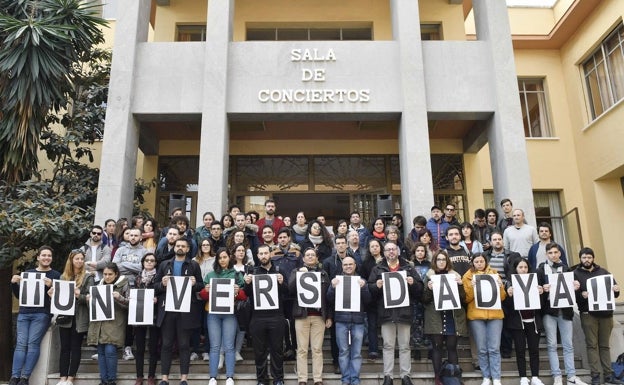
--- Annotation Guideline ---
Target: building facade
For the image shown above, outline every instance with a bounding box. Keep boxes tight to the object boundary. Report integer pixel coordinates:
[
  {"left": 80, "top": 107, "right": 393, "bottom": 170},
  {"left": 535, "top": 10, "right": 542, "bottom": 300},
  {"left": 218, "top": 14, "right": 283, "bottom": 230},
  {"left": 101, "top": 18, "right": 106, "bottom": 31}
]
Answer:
[{"left": 94, "top": 0, "right": 624, "bottom": 277}]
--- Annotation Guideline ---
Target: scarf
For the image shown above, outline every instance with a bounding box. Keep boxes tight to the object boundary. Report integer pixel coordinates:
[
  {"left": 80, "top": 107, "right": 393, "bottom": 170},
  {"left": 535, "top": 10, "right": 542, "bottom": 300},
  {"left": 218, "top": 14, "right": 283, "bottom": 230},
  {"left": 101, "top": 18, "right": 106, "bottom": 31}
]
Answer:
[
  {"left": 308, "top": 234, "right": 323, "bottom": 246},
  {"left": 372, "top": 231, "right": 385, "bottom": 240},
  {"left": 292, "top": 224, "right": 308, "bottom": 236},
  {"left": 141, "top": 268, "right": 157, "bottom": 285}
]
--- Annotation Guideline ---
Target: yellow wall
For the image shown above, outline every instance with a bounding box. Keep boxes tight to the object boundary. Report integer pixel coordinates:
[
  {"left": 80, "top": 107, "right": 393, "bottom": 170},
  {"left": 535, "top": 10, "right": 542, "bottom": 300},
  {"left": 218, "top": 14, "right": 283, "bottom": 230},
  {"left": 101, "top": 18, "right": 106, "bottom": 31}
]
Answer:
[
  {"left": 153, "top": 0, "right": 208, "bottom": 42},
  {"left": 418, "top": 0, "right": 466, "bottom": 40}
]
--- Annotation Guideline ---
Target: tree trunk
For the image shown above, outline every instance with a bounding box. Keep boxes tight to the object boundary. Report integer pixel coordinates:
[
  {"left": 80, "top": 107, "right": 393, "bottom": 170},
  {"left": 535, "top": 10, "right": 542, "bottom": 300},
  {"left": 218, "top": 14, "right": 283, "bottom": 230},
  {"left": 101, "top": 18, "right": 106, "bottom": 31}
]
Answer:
[{"left": 0, "top": 266, "right": 14, "bottom": 381}]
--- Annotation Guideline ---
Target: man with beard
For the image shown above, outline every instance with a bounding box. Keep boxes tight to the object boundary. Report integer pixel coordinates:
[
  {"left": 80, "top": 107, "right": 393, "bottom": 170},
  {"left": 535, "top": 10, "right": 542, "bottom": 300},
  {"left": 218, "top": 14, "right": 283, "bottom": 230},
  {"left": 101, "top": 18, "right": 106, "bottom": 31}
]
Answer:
[
  {"left": 155, "top": 226, "right": 181, "bottom": 265},
  {"left": 349, "top": 211, "right": 370, "bottom": 249},
  {"left": 427, "top": 206, "right": 449, "bottom": 250},
  {"left": 574, "top": 248, "right": 623, "bottom": 385},
  {"left": 154, "top": 238, "right": 204, "bottom": 385},
  {"left": 83, "top": 224, "right": 112, "bottom": 283},
  {"left": 445, "top": 225, "right": 471, "bottom": 277},
  {"left": 256, "top": 199, "right": 285, "bottom": 244},
  {"left": 244, "top": 244, "right": 288, "bottom": 385}
]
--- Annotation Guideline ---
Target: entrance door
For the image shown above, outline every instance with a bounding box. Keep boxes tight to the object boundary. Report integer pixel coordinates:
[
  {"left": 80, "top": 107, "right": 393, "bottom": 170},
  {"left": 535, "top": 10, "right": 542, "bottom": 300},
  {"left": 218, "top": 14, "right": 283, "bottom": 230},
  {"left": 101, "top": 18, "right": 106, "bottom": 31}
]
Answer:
[
  {"left": 350, "top": 189, "right": 388, "bottom": 226},
  {"left": 273, "top": 193, "right": 350, "bottom": 227}
]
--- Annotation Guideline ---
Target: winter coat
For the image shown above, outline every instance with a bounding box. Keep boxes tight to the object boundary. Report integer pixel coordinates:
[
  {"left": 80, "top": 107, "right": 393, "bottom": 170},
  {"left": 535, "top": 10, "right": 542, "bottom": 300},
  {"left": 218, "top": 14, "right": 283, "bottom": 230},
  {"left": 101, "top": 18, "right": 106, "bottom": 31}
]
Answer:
[
  {"left": 327, "top": 275, "right": 371, "bottom": 324},
  {"left": 243, "top": 263, "right": 288, "bottom": 317},
  {"left": 86, "top": 275, "right": 129, "bottom": 347},
  {"left": 574, "top": 264, "right": 619, "bottom": 317},
  {"left": 536, "top": 260, "right": 574, "bottom": 319},
  {"left": 59, "top": 273, "right": 95, "bottom": 334},
  {"left": 289, "top": 264, "right": 333, "bottom": 321},
  {"left": 422, "top": 269, "right": 468, "bottom": 336},
  {"left": 463, "top": 266, "right": 506, "bottom": 320}
]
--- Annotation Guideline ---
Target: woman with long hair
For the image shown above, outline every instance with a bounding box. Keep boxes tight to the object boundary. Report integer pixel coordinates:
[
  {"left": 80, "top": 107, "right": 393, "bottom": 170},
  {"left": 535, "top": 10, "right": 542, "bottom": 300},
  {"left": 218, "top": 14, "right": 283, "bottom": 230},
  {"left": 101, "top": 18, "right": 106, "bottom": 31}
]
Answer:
[
  {"left": 134, "top": 253, "right": 160, "bottom": 385},
  {"left": 463, "top": 253, "right": 506, "bottom": 385},
  {"left": 369, "top": 217, "right": 387, "bottom": 243},
  {"left": 360, "top": 238, "right": 385, "bottom": 360},
  {"left": 194, "top": 211, "right": 216, "bottom": 248},
  {"left": 422, "top": 250, "right": 467, "bottom": 385},
  {"left": 141, "top": 219, "right": 159, "bottom": 252},
  {"left": 460, "top": 222, "right": 484, "bottom": 255},
  {"left": 192, "top": 238, "right": 216, "bottom": 361},
  {"left": 232, "top": 243, "right": 253, "bottom": 361},
  {"left": 418, "top": 228, "right": 439, "bottom": 259},
  {"left": 299, "top": 219, "right": 334, "bottom": 261},
  {"left": 335, "top": 219, "right": 349, "bottom": 238},
  {"left": 226, "top": 230, "right": 254, "bottom": 265},
  {"left": 53, "top": 249, "right": 94, "bottom": 385},
  {"left": 291, "top": 211, "right": 308, "bottom": 244}
]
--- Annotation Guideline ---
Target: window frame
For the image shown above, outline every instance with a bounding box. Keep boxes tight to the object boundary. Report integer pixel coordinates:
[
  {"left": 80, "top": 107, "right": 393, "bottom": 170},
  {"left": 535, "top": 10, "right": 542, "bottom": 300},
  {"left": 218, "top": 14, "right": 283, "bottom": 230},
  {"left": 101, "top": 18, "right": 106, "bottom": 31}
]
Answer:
[{"left": 517, "top": 78, "right": 553, "bottom": 138}]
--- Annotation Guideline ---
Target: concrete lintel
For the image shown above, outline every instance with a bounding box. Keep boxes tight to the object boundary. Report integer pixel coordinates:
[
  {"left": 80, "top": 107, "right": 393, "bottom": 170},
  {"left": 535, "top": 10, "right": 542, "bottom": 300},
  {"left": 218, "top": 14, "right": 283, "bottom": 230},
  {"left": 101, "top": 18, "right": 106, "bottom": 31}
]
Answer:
[
  {"left": 463, "top": 120, "right": 488, "bottom": 153},
  {"left": 139, "top": 125, "right": 160, "bottom": 155},
  {"left": 227, "top": 112, "right": 401, "bottom": 122},
  {"left": 427, "top": 111, "right": 492, "bottom": 120}
]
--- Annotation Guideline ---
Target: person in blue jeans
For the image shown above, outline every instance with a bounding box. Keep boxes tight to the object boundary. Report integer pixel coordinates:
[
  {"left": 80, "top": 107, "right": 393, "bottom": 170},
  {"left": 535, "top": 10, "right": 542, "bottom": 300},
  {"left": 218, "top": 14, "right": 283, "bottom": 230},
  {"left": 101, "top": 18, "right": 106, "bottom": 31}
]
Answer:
[
  {"left": 10, "top": 245, "right": 61, "bottom": 385},
  {"left": 203, "top": 247, "right": 245, "bottom": 385},
  {"left": 327, "top": 257, "right": 371, "bottom": 385}
]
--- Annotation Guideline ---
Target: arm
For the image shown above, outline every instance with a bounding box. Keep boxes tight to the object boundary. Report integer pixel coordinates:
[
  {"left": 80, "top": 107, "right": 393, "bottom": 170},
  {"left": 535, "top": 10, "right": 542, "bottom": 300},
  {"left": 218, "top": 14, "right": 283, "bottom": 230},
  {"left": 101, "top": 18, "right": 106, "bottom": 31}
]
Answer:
[{"left": 95, "top": 246, "right": 112, "bottom": 270}]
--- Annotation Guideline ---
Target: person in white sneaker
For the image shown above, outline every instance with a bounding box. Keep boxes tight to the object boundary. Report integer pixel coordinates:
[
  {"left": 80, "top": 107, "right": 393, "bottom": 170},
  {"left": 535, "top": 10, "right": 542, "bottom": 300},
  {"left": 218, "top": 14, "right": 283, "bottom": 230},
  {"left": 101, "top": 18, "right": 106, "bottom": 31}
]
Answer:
[
  {"left": 537, "top": 243, "right": 587, "bottom": 385},
  {"left": 463, "top": 253, "right": 506, "bottom": 385},
  {"left": 503, "top": 258, "right": 545, "bottom": 385}
]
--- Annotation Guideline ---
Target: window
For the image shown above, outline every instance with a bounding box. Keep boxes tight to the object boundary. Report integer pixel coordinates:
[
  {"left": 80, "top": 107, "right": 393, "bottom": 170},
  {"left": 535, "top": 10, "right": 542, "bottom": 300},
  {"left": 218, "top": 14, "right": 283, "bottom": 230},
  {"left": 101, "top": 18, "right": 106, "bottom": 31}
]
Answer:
[
  {"left": 246, "top": 27, "right": 372, "bottom": 41},
  {"left": 421, "top": 24, "right": 442, "bottom": 41},
  {"left": 518, "top": 78, "right": 552, "bottom": 137},
  {"left": 583, "top": 23, "right": 624, "bottom": 119},
  {"left": 176, "top": 25, "right": 206, "bottom": 41}
]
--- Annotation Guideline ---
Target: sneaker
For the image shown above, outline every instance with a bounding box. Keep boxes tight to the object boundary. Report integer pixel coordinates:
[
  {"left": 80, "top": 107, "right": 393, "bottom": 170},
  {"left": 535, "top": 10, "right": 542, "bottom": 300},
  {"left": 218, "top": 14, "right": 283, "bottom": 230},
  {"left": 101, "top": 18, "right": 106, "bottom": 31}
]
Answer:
[
  {"left": 226, "top": 378, "right": 235, "bottom": 385},
  {"left": 66, "top": 382, "right": 73, "bottom": 385},
  {"left": 554, "top": 377, "right": 563, "bottom": 385},
  {"left": 520, "top": 378, "right": 530, "bottom": 385},
  {"left": 203, "top": 352, "right": 210, "bottom": 361},
  {"left": 56, "top": 381, "right": 67, "bottom": 385},
  {"left": 493, "top": 380, "right": 502, "bottom": 385},
  {"left": 218, "top": 354, "right": 225, "bottom": 369},
  {"left": 190, "top": 352, "right": 199, "bottom": 361},
  {"left": 605, "top": 376, "right": 624, "bottom": 385},
  {"left": 209, "top": 378, "right": 217, "bottom": 385},
  {"left": 236, "top": 352, "right": 244, "bottom": 361},
  {"left": 481, "top": 379, "right": 492, "bottom": 385},
  {"left": 123, "top": 346, "right": 135, "bottom": 360},
  {"left": 17, "top": 378, "right": 29, "bottom": 385},
  {"left": 531, "top": 378, "right": 545, "bottom": 385},
  {"left": 92, "top": 353, "right": 99, "bottom": 360},
  {"left": 591, "top": 375, "right": 600, "bottom": 385},
  {"left": 401, "top": 376, "right": 413, "bottom": 385},
  {"left": 569, "top": 377, "right": 588, "bottom": 385}
]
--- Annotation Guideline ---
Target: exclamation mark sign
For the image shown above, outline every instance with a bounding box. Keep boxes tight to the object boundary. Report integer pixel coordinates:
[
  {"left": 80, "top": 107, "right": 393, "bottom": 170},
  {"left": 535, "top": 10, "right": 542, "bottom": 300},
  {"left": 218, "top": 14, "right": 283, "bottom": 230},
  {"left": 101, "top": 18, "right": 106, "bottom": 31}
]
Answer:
[{"left": 605, "top": 276, "right": 613, "bottom": 311}]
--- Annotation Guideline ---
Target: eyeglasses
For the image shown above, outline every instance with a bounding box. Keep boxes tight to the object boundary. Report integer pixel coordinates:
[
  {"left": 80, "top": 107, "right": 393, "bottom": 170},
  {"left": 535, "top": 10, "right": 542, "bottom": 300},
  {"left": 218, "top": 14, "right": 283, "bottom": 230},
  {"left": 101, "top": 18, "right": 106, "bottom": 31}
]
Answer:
[
  {"left": 144, "top": 259, "right": 156, "bottom": 263},
  {"left": 71, "top": 249, "right": 84, "bottom": 253},
  {"left": 91, "top": 231, "right": 102, "bottom": 235}
]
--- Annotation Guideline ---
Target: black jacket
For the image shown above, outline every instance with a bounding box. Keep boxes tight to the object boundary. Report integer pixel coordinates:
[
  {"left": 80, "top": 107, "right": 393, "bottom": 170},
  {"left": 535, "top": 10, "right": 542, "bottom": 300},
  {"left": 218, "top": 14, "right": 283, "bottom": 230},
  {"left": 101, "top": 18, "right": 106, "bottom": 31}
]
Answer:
[
  {"left": 536, "top": 260, "right": 574, "bottom": 320},
  {"left": 243, "top": 263, "right": 288, "bottom": 318},
  {"left": 288, "top": 264, "right": 333, "bottom": 321},
  {"left": 574, "top": 264, "right": 619, "bottom": 317}
]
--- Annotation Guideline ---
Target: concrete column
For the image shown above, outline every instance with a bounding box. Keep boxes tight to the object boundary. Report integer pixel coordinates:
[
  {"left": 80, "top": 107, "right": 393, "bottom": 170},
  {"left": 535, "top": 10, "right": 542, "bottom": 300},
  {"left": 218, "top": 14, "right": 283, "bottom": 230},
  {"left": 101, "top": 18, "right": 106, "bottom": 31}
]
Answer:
[
  {"left": 472, "top": 0, "right": 536, "bottom": 225},
  {"left": 94, "top": 0, "right": 151, "bottom": 225},
  {"left": 196, "top": 0, "right": 234, "bottom": 226},
  {"left": 390, "top": 0, "right": 435, "bottom": 227}
]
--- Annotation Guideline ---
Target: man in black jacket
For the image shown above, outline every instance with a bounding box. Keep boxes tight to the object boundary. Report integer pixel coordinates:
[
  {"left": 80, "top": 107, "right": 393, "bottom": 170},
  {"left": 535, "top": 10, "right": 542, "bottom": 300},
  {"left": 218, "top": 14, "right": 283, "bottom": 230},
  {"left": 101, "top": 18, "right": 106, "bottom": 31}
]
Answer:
[
  {"left": 574, "top": 247, "right": 623, "bottom": 385},
  {"left": 368, "top": 242, "right": 423, "bottom": 385}
]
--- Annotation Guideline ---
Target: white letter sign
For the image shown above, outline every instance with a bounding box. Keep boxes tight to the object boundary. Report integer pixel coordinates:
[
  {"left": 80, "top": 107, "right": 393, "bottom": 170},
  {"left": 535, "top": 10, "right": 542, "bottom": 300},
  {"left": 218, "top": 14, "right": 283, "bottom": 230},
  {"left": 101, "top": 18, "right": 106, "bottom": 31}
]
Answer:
[
  {"left": 587, "top": 274, "right": 615, "bottom": 311},
  {"left": 511, "top": 273, "right": 540, "bottom": 310},
  {"left": 209, "top": 278, "right": 234, "bottom": 314},
  {"left": 431, "top": 274, "right": 460, "bottom": 310},
  {"left": 297, "top": 272, "right": 322, "bottom": 308},
  {"left": 165, "top": 276, "right": 191, "bottom": 312},
  {"left": 474, "top": 274, "right": 501, "bottom": 310},
  {"left": 90, "top": 284, "right": 114, "bottom": 321},
  {"left": 129, "top": 288, "right": 154, "bottom": 325},
  {"left": 51, "top": 280, "right": 76, "bottom": 315},
  {"left": 335, "top": 275, "right": 361, "bottom": 312},
  {"left": 383, "top": 271, "right": 410, "bottom": 309},
  {"left": 19, "top": 272, "right": 45, "bottom": 307},
  {"left": 548, "top": 272, "right": 575, "bottom": 308},
  {"left": 252, "top": 274, "right": 279, "bottom": 310}
]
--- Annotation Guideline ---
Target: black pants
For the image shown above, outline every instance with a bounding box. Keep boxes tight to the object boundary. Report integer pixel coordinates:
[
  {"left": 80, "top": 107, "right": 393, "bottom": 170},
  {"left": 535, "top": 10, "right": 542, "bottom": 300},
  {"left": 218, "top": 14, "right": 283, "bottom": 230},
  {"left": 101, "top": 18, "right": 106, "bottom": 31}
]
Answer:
[
  {"left": 512, "top": 322, "right": 541, "bottom": 377},
  {"left": 429, "top": 334, "right": 459, "bottom": 376},
  {"left": 250, "top": 315, "right": 285, "bottom": 383},
  {"left": 135, "top": 325, "right": 160, "bottom": 378},
  {"left": 160, "top": 313, "right": 192, "bottom": 376},
  {"left": 59, "top": 325, "right": 86, "bottom": 377}
]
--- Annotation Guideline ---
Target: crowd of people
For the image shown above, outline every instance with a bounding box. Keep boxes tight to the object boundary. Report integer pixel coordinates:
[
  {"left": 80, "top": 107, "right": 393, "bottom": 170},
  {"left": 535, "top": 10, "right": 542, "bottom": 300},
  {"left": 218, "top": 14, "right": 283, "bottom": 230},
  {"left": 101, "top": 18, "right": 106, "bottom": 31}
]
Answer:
[{"left": 8, "top": 198, "right": 623, "bottom": 385}]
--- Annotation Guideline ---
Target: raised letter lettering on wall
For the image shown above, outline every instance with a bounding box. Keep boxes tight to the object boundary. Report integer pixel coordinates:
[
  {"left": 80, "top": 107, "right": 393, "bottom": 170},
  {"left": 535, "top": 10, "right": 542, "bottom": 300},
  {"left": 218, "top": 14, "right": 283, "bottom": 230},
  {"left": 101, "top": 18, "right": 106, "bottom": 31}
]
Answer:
[
  {"left": 253, "top": 274, "right": 279, "bottom": 310},
  {"left": 335, "top": 275, "right": 361, "bottom": 312},
  {"left": 19, "top": 272, "right": 45, "bottom": 307},
  {"left": 165, "top": 276, "right": 191, "bottom": 312},
  {"left": 548, "top": 272, "right": 575, "bottom": 308},
  {"left": 511, "top": 273, "right": 540, "bottom": 310},
  {"left": 90, "top": 284, "right": 114, "bottom": 321},
  {"left": 383, "top": 271, "right": 409, "bottom": 309},
  {"left": 431, "top": 274, "right": 460, "bottom": 310},
  {"left": 587, "top": 274, "right": 615, "bottom": 311},
  {"left": 129, "top": 288, "right": 154, "bottom": 325},
  {"left": 209, "top": 278, "right": 234, "bottom": 314},
  {"left": 51, "top": 280, "right": 76, "bottom": 315},
  {"left": 297, "top": 271, "right": 322, "bottom": 308},
  {"left": 474, "top": 274, "right": 501, "bottom": 310}
]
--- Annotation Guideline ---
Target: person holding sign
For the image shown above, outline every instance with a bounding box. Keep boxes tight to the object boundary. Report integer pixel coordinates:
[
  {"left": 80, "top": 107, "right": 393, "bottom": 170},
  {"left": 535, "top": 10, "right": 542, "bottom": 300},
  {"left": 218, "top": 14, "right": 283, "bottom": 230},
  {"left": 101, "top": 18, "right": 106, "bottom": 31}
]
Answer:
[
  {"left": 9, "top": 245, "right": 61, "bottom": 385},
  {"left": 86, "top": 263, "right": 129, "bottom": 385},
  {"left": 202, "top": 248, "right": 245, "bottom": 385},
  {"left": 50, "top": 249, "right": 95, "bottom": 385},
  {"left": 422, "top": 250, "right": 467, "bottom": 385},
  {"left": 289, "top": 247, "right": 333, "bottom": 385},
  {"left": 573, "top": 247, "right": 623, "bottom": 385},
  {"left": 153, "top": 238, "right": 205, "bottom": 385},
  {"left": 462, "top": 253, "right": 506, "bottom": 385},
  {"left": 537, "top": 243, "right": 587, "bottom": 385},
  {"left": 133, "top": 253, "right": 160, "bottom": 385},
  {"left": 243, "top": 244, "right": 288, "bottom": 385},
  {"left": 368, "top": 242, "right": 423, "bottom": 385},
  {"left": 327, "top": 256, "right": 371, "bottom": 385},
  {"left": 503, "top": 258, "right": 545, "bottom": 385}
]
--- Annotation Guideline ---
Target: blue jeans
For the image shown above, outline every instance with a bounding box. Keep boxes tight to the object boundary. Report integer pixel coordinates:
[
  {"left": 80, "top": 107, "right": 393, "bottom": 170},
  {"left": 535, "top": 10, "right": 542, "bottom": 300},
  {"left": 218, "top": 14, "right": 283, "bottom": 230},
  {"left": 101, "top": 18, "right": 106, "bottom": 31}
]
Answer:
[
  {"left": 336, "top": 322, "right": 365, "bottom": 385},
  {"left": 97, "top": 344, "right": 118, "bottom": 382},
  {"left": 11, "top": 312, "right": 50, "bottom": 378},
  {"left": 207, "top": 313, "right": 238, "bottom": 378},
  {"left": 543, "top": 313, "right": 575, "bottom": 377},
  {"left": 470, "top": 319, "right": 503, "bottom": 380}
]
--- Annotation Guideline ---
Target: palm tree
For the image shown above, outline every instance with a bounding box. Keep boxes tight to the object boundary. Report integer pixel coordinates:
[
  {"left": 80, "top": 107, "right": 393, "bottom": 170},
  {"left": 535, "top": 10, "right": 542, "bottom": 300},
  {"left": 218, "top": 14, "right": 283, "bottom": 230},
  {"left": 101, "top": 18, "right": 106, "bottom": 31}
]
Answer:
[{"left": 0, "top": 0, "right": 107, "bottom": 185}]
